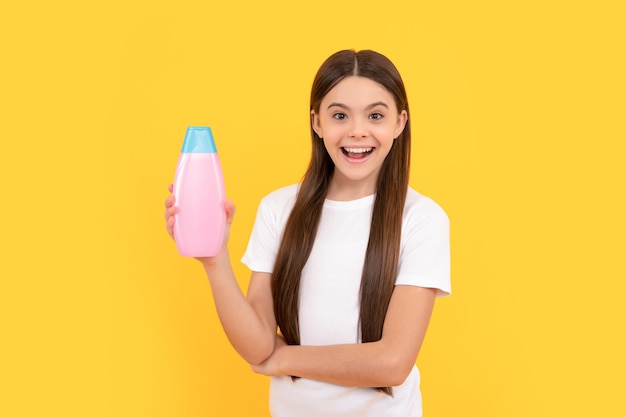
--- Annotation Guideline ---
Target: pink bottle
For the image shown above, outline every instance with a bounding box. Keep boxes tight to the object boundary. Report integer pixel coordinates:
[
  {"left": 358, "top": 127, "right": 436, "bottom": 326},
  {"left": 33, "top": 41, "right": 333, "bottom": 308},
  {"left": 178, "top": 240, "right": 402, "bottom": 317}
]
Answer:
[{"left": 173, "top": 126, "right": 226, "bottom": 257}]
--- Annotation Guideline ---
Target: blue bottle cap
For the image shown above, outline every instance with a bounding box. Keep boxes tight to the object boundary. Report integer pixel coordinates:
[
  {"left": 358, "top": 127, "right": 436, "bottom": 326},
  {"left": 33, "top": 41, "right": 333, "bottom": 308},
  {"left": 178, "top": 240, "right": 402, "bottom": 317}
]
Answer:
[{"left": 181, "top": 126, "right": 217, "bottom": 153}]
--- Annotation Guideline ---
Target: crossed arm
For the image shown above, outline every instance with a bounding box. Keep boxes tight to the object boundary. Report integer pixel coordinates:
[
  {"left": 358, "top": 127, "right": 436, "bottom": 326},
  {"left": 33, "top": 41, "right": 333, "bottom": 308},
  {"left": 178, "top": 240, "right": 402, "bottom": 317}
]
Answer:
[
  {"left": 249, "top": 280, "right": 437, "bottom": 388},
  {"left": 203, "top": 253, "right": 436, "bottom": 388},
  {"left": 166, "top": 191, "right": 437, "bottom": 388}
]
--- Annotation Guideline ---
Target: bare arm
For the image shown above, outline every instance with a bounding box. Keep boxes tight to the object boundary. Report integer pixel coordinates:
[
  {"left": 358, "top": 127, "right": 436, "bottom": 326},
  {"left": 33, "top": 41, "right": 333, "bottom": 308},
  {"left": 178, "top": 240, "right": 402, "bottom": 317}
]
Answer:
[
  {"left": 252, "top": 285, "right": 437, "bottom": 387},
  {"left": 202, "top": 256, "right": 276, "bottom": 365},
  {"left": 165, "top": 187, "right": 276, "bottom": 365}
]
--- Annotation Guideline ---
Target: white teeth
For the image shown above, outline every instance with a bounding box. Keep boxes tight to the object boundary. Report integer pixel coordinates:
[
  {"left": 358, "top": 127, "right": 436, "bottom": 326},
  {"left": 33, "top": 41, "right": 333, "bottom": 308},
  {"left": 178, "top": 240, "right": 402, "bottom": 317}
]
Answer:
[{"left": 344, "top": 147, "right": 373, "bottom": 153}]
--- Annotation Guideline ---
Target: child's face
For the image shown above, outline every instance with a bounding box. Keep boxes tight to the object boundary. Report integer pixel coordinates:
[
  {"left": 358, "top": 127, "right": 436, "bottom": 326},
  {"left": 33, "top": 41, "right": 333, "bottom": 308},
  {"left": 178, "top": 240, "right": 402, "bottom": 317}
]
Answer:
[{"left": 312, "top": 76, "right": 407, "bottom": 197}]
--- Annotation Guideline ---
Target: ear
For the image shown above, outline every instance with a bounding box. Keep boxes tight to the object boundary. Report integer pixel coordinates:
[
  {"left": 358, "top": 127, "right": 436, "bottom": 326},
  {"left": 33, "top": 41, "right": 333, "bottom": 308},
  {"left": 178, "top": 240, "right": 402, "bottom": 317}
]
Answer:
[
  {"left": 311, "top": 110, "right": 323, "bottom": 138},
  {"left": 394, "top": 110, "right": 408, "bottom": 139}
]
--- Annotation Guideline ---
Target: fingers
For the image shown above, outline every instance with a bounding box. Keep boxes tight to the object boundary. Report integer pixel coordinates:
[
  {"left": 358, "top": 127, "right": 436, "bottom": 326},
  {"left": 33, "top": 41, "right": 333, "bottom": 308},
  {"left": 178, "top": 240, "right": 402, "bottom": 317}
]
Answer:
[
  {"left": 164, "top": 195, "right": 177, "bottom": 218},
  {"left": 164, "top": 204, "right": 177, "bottom": 239},
  {"left": 165, "top": 184, "right": 236, "bottom": 242},
  {"left": 165, "top": 185, "right": 175, "bottom": 208},
  {"left": 165, "top": 185, "right": 177, "bottom": 238},
  {"left": 166, "top": 214, "right": 176, "bottom": 238},
  {"left": 164, "top": 185, "right": 176, "bottom": 217}
]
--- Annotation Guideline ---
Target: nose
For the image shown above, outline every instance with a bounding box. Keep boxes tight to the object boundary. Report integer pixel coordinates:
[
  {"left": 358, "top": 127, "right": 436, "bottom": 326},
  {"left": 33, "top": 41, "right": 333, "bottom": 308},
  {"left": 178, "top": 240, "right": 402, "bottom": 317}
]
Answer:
[{"left": 349, "top": 118, "right": 368, "bottom": 138}]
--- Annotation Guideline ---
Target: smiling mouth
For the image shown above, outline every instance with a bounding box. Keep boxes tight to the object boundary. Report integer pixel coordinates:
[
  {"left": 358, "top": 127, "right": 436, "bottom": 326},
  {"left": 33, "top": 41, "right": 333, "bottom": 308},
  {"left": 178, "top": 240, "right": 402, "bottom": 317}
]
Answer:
[{"left": 342, "top": 147, "right": 374, "bottom": 159}]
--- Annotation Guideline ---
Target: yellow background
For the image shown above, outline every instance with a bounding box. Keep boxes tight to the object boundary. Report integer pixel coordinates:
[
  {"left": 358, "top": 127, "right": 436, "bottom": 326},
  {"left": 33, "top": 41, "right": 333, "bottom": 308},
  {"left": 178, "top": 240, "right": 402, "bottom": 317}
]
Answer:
[{"left": 1, "top": 0, "right": 624, "bottom": 416}]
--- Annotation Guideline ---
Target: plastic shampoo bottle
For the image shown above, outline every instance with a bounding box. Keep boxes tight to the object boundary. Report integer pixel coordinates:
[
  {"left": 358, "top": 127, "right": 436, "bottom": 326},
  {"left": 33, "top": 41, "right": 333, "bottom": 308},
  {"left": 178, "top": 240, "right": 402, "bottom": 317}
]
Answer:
[{"left": 173, "top": 126, "right": 226, "bottom": 257}]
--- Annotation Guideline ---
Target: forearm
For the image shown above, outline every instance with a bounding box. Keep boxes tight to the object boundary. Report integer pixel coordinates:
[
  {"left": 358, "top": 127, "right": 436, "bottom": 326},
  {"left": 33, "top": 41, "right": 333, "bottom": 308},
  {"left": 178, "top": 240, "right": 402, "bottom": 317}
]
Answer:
[
  {"left": 258, "top": 287, "right": 437, "bottom": 387},
  {"left": 278, "top": 340, "right": 412, "bottom": 388},
  {"left": 201, "top": 250, "right": 274, "bottom": 365}
]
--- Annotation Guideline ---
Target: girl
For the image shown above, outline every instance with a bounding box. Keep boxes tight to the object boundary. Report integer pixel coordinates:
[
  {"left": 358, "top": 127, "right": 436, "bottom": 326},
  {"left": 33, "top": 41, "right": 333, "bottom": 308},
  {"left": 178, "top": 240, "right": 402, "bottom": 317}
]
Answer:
[{"left": 165, "top": 49, "right": 450, "bottom": 417}]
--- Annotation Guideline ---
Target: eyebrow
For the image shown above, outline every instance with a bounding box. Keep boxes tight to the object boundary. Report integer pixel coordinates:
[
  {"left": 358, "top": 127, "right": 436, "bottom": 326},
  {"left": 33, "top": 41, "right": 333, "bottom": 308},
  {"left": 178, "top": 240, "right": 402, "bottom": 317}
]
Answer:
[{"left": 327, "top": 101, "right": 390, "bottom": 110}]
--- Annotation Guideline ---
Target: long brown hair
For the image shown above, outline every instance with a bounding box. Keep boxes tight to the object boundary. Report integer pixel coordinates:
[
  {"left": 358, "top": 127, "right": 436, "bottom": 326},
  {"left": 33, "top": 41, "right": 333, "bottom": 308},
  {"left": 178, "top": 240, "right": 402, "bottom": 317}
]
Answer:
[{"left": 271, "top": 50, "right": 411, "bottom": 394}]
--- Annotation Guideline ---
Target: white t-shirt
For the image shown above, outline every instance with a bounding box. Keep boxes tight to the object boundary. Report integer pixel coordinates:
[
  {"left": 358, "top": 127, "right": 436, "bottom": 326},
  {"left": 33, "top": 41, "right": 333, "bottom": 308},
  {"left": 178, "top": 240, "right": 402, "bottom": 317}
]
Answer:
[{"left": 242, "top": 184, "right": 450, "bottom": 417}]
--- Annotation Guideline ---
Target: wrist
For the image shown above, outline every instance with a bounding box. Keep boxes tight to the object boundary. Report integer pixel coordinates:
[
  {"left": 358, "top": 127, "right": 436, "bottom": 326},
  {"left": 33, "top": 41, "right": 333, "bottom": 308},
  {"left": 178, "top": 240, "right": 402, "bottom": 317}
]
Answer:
[
  {"left": 277, "top": 344, "right": 294, "bottom": 377},
  {"left": 198, "top": 247, "right": 230, "bottom": 268}
]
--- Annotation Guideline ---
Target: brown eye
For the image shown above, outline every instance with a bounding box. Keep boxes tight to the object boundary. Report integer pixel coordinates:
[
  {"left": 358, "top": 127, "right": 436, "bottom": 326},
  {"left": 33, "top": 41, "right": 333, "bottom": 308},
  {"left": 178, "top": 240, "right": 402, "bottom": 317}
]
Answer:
[
  {"left": 369, "top": 113, "right": 383, "bottom": 120},
  {"left": 333, "top": 113, "right": 347, "bottom": 120}
]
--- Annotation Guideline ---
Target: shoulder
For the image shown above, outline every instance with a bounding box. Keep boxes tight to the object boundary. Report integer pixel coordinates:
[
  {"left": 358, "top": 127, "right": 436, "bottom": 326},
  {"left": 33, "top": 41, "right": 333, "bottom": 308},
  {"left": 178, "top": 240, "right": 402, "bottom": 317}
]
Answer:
[
  {"left": 397, "top": 188, "right": 451, "bottom": 295},
  {"left": 259, "top": 184, "right": 299, "bottom": 207},
  {"left": 255, "top": 184, "right": 300, "bottom": 219},
  {"left": 404, "top": 187, "right": 449, "bottom": 225}
]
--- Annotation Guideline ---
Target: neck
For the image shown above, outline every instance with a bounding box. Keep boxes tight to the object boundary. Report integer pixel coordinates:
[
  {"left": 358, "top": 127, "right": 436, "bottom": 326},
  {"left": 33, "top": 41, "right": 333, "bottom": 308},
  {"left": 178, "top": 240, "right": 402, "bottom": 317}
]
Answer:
[{"left": 325, "top": 172, "right": 377, "bottom": 201}]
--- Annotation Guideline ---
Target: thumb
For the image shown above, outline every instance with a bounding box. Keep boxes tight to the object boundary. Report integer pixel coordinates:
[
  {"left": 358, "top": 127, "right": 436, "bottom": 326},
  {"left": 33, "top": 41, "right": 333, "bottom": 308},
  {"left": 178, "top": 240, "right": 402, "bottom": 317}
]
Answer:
[{"left": 224, "top": 199, "right": 236, "bottom": 225}]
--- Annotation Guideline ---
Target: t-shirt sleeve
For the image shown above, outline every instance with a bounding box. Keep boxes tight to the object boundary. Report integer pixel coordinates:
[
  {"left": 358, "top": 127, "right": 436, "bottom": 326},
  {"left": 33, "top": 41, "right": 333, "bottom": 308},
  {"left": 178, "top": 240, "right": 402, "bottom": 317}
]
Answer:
[
  {"left": 241, "top": 196, "right": 282, "bottom": 273},
  {"left": 395, "top": 204, "right": 451, "bottom": 297}
]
